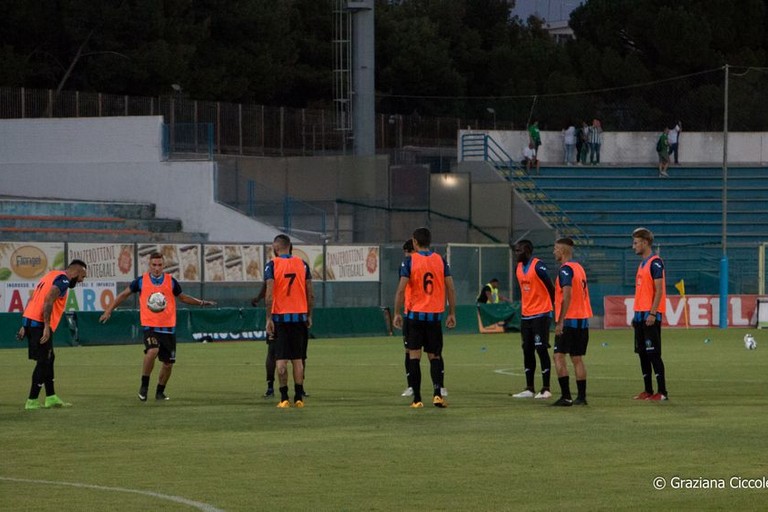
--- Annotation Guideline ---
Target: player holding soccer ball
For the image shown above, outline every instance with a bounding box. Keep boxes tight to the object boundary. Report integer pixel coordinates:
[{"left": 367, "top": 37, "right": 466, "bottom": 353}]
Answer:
[
  {"left": 631, "top": 228, "right": 669, "bottom": 401},
  {"left": 100, "top": 251, "right": 215, "bottom": 401}
]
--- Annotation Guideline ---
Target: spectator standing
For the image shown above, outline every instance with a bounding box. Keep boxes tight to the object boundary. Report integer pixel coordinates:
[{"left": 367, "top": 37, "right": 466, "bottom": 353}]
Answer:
[
  {"left": 578, "top": 121, "right": 590, "bottom": 165},
  {"left": 588, "top": 119, "right": 603, "bottom": 165},
  {"left": 522, "top": 142, "right": 539, "bottom": 173},
  {"left": 528, "top": 120, "right": 542, "bottom": 153},
  {"left": 657, "top": 128, "right": 670, "bottom": 178},
  {"left": 563, "top": 123, "right": 577, "bottom": 165},
  {"left": 668, "top": 121, "right": 681, "bottom": 164}
]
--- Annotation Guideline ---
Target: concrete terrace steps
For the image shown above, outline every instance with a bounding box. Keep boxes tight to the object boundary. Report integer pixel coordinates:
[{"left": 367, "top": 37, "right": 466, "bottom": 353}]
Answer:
[
  {"left": 528, "top": 165, "right": 768, "bottom": 248},
  {"left": 0, "top": 197, "right": 156, "bottom": 219},
  {"left": 536, "top": 165, "right": 768, "bottom": 178},
  {"left": 0, "top": 198, "right": 207, "bottom": 243},
  {"left": 0, "top": 214, "right": 183, "bottom": 232},
  {"left": 0, "top": 228, "right": 208, "bottom": 243},
  {"left": 541, "top": 187, "right": 767, "bottom": 200},
  {"left": 554, "top": 198, "right": 761, "bottom": 212}
]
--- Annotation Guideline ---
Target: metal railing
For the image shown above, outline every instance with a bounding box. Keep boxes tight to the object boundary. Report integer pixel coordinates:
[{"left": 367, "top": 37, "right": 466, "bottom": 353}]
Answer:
[
  {"left": 461, "top": 132, "right": 590, "bottom": 244},
  {"left": 0, "top": 86, "right": 515, "bottom": 157},
  {"left": 162, "top": 123, "right": 214, "bottom": 160}
]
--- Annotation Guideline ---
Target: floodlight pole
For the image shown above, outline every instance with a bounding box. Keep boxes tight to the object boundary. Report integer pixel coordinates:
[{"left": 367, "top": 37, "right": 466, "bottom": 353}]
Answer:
[{"left": 719, "top": 64, "right": 729, "bottom": 329}]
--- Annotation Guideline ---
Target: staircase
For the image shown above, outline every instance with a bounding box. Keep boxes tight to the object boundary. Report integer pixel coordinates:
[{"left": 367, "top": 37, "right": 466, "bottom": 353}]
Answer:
[
  {"left": 460, "top": 133, "right": 590, "bottom": 244},
  {"left": 0, "top": 198, "right": 208, "bottom": 242}
]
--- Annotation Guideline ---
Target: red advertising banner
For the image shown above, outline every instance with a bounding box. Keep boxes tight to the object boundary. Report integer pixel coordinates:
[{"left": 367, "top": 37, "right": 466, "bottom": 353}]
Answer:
[{"left": 603, "top": 295, "right": 765, "bottom": 329}]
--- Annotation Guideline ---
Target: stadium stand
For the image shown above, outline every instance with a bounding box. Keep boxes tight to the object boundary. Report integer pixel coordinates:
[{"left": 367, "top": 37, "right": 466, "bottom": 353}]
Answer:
[{"left": 0, "top": 197, "right": 207, "bottom": 242}]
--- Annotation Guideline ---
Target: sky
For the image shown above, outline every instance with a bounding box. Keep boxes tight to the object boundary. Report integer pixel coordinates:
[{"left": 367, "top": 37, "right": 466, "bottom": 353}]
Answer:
[{"left": 510, "top": 0, "right": 583, "bottom": 23}]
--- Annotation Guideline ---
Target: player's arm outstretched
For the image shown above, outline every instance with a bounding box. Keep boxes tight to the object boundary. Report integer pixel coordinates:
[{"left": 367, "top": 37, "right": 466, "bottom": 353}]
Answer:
[
  {"left": 177, "top": 293, "right": 215, "bottom": 307},
  {"left": 99, "top": 286, "right": 134, "bottom": 323}
]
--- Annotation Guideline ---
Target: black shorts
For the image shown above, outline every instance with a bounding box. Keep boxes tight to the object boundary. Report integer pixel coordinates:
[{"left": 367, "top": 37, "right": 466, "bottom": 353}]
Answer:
[
  {"left": 266, "top": 332, "right": 276, "bottom": 361},
  {"left": 633, "top": 319, "right": 662, "bottom": 356},
  {"left": 26, "top": 325, "right": 54, "bottom": 362},
  {"left": 274, "top": 322, "right": 308, "bottom": 360},
  {"left": 404, "top": 319, "right": 443, "bottom": 355},
  {"left": 402, "top": 317, "right": 410, "bottom": 350},
  {"left": 520, "top": 316, "right": 551, "bottom": 351},
  {"left": 553, "top": 327, "right": 589, "bottom": 356},
  {"left": 143, "top": 329, "right": 176, "bottom": 364}
]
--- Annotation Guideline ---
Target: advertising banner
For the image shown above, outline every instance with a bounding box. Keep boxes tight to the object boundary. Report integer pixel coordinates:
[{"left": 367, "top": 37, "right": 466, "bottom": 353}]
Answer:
[
  {"left": 137, "top": 244, "right": 201, "bottom": 282},
  {"left": 1, "top": 281, "right": 117, "bottom": 313},
  {"left": 203, "top": 244, "right": 263, "bottom": 282},
  {"left": 292, "top": 245, "right": 325, "bottom": 281},
  {"left": 0, "top": 242, "right": 65, "bottom": 281},
  {"left": 324, "top": 246, "right": 380, "bottom": 282},
  {"left": 603, "top": 295, "right": 763, "bottom": 328},
  {"left": 68, "top": 243, "right": 134, "bottom": 281}
]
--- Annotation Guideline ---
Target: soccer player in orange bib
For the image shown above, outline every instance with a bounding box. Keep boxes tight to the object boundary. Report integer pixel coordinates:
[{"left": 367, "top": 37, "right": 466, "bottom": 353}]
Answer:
[
  {"left": 512, "top": 240, "right": 555, "bottom": 400},
  {"left": 552, "top": 238, "right": 592, "bottom": 406},
  {"left": 18, "top": 259, "right": 88, "bottom": 410},
  {"left": 265, "top": 234, "right": 314, "bottom": 408},
  {"left": 100, "top": 252, "right": 214, "bottom": 401},
  {"left": 393, "top": 227, "right": 456, "bottom": 408},
  {"left": 631, "top": 228, "right": 669, "bottom": 401}
]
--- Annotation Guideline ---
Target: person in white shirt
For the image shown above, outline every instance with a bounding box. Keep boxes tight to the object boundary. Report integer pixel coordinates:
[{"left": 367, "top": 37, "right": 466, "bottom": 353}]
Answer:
[
  {"left": 522, "top": 142, "right": 539, "bottom": 173},
  {"left": 668, "top": 121, "right": 681, "bottom": 164},
  {"left": 563, "top": 123, "right": 576, "bottom": 165}
]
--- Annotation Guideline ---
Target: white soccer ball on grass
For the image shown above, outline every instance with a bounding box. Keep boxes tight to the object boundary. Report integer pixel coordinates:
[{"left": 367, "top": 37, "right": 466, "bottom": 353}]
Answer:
[
  {"left": 147, "top": 292, "right": 167, "bottom": 313},
  {"left": 743, "top": 333, "right": 757, "bottom": 350}
]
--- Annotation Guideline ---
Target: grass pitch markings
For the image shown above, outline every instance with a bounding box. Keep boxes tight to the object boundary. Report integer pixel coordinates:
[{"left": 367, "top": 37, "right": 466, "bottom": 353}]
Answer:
[{"left": 0, "top": 477, "right": 225, "bottom": 512}]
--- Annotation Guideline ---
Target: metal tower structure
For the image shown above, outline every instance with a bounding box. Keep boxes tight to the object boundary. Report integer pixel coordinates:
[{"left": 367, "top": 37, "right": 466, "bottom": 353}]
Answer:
[{"left": 333, "top": 0, "right": 375, "bottom": 156}]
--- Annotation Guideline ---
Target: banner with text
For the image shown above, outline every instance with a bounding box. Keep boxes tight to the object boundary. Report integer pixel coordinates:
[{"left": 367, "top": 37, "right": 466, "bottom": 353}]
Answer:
[
  {"left": 1, "top": 281, "right": 117, "bottom": 313},
  {"left": 138, "top": 244, "right": 202, "bottom": 282},
  {"left": 324, "top": 246, "right": 380, "bottom": 281},
  {"left": 0, "top": 242, "right": 65, "bottom": 281},
  {"left": 68, "top": 243, "right": 134, "bottom": 281},
  {"left": 603, "top": 295, "right": 764, "bottom": 328}
]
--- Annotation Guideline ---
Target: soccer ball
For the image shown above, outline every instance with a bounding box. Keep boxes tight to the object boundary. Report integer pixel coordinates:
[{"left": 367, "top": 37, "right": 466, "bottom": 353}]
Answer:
[
  {"left": 147, "top": 292, "right": 167, "bottom": 313},
  {"left": 743, "top": 333, "right": 757, "bottom": 350}
]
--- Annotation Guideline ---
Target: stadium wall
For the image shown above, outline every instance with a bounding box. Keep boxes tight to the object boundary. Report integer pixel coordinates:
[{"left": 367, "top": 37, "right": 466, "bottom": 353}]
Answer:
[
  {"left": 0, "top": 117, "right": 286, "bottom": 243},
  {"left": 461, "top": 130, "right": 768, "bottom": 165}
]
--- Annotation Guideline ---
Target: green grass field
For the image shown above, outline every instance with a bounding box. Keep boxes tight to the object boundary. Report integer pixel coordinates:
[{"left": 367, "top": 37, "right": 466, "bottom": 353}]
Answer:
[{"left": 1, "top": 328, "right": 766, "bottom": 511}]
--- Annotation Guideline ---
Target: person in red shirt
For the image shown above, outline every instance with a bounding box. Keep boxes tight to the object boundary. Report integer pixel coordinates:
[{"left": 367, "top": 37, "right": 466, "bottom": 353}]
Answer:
[
  {"left": 393, "top": 227, "right": 456, "bottom": 409},
  {"left": 100, "top": 252, "right": 214, "bottom": 401},
  {"left": 18, "top": 259, "right": 88, "bottom": 410},
  {"left": 552, "top": 238, "right": 593, "bottom": 407},
  {"left": 265, "top": 234, "right": 314, "bottom": 408},
  {"left": 631, "top": 227, "right": 669, "bottom": 401}
]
